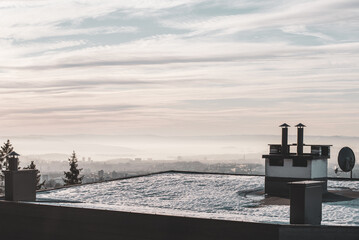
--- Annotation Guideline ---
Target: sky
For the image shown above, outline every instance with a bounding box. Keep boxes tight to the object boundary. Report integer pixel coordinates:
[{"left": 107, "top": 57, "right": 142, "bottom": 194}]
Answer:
[{"left": 1, "top": 0, "right": 359, "bottom": 137}]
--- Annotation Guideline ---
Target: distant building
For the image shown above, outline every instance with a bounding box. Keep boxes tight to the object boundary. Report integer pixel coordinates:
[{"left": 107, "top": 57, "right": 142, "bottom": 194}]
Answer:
[
  {"left": 98, "top": 170, "right": 104, "bottom": 179},
  {"left": 111, "top": 171, "right": 119, "bottom": 179}
]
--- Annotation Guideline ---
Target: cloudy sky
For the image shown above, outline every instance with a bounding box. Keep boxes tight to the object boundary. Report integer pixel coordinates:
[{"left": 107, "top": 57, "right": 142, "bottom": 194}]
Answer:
[{"left": 1, "top": 0, "right": 359, "bottom": 137}]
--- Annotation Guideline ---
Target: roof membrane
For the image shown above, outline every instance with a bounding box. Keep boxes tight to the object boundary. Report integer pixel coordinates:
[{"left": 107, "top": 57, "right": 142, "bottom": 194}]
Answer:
[{"left": 36, "top": 173, "right": 359, "bottom": 226}]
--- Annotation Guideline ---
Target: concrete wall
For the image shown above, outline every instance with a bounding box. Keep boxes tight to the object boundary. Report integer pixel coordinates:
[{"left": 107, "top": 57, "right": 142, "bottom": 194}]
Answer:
[
  {"left": 310, "top": 159, "right": 327, "bottom": 179},
  {"left": 0, "top": 200, "right": 278, "bottom": 240},
  {"left": 3, "top": 169, "right": 37, "bottom": 201},
  {"left": 265, "top": 158, "right": 327, "bottom": 179},
  {"left": 0, "top": 201, "right": 358, "bottom": 240},
  {"left": 279, "top": 225, "right": 359, "bottom": 240},
  {"left": 265, "top": 177, "right": 327, "bottom": 196},
  {"left": 266, "top": 158, "right": 311, "bottom": 178}
]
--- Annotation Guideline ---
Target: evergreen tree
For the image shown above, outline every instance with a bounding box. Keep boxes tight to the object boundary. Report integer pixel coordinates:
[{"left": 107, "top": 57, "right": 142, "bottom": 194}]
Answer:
[
  {"left": 0, "top": 140, "right": 14, "bottom": 170},
  {"left": 24, "top": 161, "right": 45, "bottom": 190},
  {"left": 63, "top": 151, "right": 83, "bottom": 186}
]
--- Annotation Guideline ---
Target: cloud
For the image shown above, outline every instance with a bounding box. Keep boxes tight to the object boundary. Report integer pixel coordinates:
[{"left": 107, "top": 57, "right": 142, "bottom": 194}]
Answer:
[
  {"left": 0, "top": 104, "right": 142, "bottom": 116},
  {"left": 0, "top": 25, "right": 138, "bottom": 41},
  {"left": 0, "top": 0, "right": 358, "bottom": 136},
  {"left": 161, "top": 0, "right": 359, "bottom": 37},
  {"left": 281, "top": 25, "right": 333, "bottom": 41}
]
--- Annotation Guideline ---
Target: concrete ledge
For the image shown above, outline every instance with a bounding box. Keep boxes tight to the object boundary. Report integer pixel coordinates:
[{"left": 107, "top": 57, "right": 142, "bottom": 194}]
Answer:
[
  {"left": 0, "top": 201, "right": 278, "bottom": 240},
  {"left": 279, "top": 225, "right": 359, "bottom": 240},
  {"left": 0, "top": 201, "right": 359, "bottom": 240}
]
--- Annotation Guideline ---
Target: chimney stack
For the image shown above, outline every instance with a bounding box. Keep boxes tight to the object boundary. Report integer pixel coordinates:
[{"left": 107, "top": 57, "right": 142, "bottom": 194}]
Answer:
[
  {"left": 4, "top": 151, "right": 37, "bottom": 201},
  {"left": 295, "top": 123, "right": 306, "bottom": 155},
  {"left": 279, "top": 123, "right": 290, "bottom": 155}
]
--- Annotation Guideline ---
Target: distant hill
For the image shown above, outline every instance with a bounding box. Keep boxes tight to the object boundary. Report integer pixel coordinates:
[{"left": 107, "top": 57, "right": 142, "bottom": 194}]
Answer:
[{"left": 1, "top": 134, "right": 357, "bottom": 162}]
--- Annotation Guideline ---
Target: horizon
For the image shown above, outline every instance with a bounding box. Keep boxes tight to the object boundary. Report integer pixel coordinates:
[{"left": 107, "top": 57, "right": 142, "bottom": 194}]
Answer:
[{"left": 3, "top": 133, "right": 357, "bottom": 162}]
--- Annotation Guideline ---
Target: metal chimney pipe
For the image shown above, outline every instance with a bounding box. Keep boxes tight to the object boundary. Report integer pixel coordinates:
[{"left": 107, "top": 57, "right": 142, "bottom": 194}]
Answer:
[
  {"left": 8, "top": 151, "right": 20, "bottom": 171},
  {"left": 280, "top": 123, "right": 290, "bottom": 155},
  {"left": 295, "top": 123, "right": 306, "bottom": 155}
]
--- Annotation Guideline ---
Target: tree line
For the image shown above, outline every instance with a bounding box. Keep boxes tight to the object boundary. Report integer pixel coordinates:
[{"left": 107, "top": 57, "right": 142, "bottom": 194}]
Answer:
[{"left": 0, "top": 140, "right": 83, "bottom": 189}]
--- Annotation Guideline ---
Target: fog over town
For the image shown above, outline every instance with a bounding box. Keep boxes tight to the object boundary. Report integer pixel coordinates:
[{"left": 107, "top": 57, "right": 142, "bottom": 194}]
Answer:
[{"left": 0, "top": 133, "right": 351, "bottom": 189}]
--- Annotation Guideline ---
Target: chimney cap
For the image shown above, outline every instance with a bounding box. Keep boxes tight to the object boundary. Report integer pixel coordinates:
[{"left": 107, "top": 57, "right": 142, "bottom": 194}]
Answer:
[
  {"left": 295, "top": 123, "right": 306, "bottom": 128},
  {"left": 8, "top": 151, "right": 20, "bottom": 157},
  {"left": 279, "top": 123, "right": 290, "bottom": 128}
]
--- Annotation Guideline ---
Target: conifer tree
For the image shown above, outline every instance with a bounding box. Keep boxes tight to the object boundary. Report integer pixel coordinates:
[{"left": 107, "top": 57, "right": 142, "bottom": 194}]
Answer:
[
  {"left": 24, "top": 161, "right": 45, "bottom": 190},
  {"left": 63, "top": 151, "right": 83, "bottom": 186},
  {"left": 0, "top": 139, "right": 14, "bottom": 170}
]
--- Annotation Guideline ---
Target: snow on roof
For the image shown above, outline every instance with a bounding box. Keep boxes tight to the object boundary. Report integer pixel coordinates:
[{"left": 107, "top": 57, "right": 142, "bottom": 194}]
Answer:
[{"left": 36, "top": 173, "right": 359, "bottom": 226}]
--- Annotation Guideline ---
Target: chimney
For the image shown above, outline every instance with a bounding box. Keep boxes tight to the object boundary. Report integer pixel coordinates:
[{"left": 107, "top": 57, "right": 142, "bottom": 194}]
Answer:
[
  {"left": 295, "top": 123, "right": 306, "bottom": 155},
  {"left": 4, "top": 151, "right": 37, "bottom": 201},
  {"left": 8, "top": 151, "right": 20, "bottom": 171},
  {"left": 279, "top": 123, "right": 290, "bottom": 155}
]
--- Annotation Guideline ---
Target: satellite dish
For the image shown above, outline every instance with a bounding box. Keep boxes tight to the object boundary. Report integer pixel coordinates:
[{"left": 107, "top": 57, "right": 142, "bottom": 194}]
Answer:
[{"left": 338, "top": 147, "right": 356, "bottom": 172}]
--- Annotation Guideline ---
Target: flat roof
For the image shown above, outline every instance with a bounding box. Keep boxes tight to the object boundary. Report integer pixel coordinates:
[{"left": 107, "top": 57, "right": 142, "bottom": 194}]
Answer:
[{"left": 36, "top": 172, "right": 359, "bottom": 226}]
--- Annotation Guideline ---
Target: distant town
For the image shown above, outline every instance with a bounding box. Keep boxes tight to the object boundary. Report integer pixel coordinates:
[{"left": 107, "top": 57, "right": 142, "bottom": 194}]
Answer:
[
  {"left": 0, "top": 154, "right": 353, "bottom": 192},
  {"left": 0, "top": 133, "right": 358, "bottom": 192},
  {"left": 20, "top": 157, "right": 265, "bottom": 189}
]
